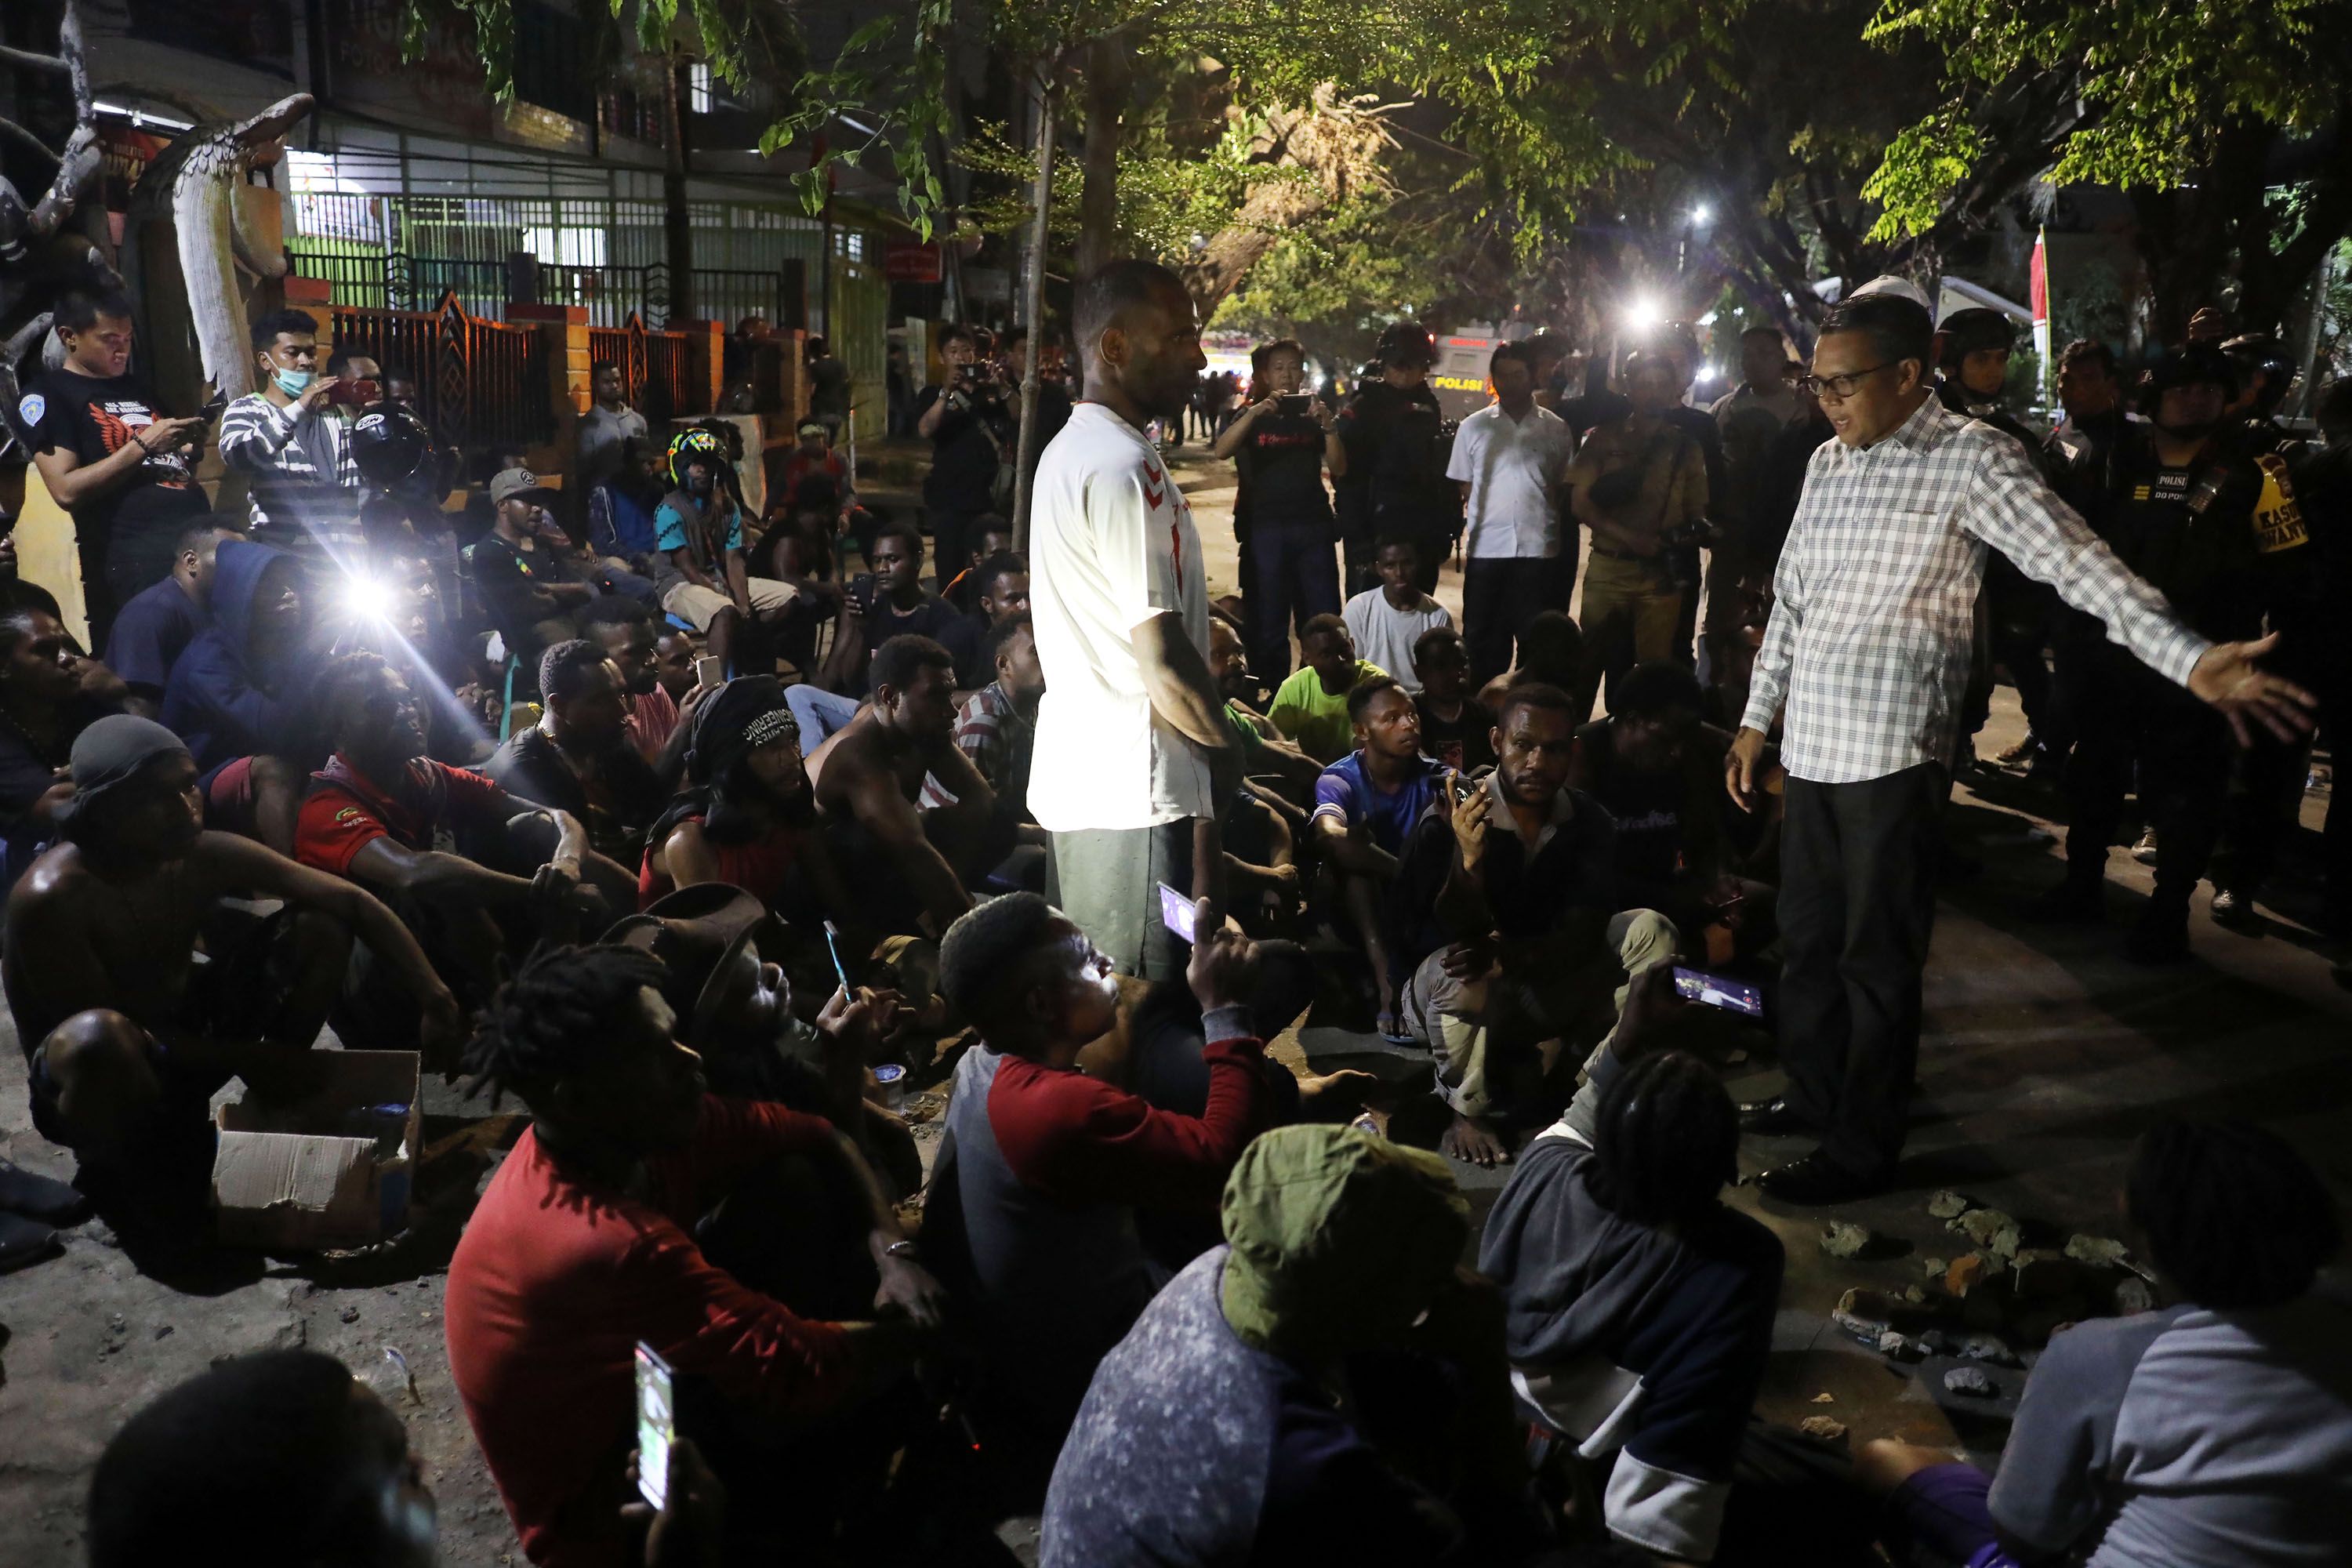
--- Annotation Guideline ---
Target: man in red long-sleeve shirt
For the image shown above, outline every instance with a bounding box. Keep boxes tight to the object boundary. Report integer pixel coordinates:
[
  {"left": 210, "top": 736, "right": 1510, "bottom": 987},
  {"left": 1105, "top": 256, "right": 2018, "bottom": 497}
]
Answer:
[
  {"left": 929, "top": 890, "right": 1275, "bottom": 1461},
  {"left": 443, "top": 943, "right": 947, "bottom": 1567}
]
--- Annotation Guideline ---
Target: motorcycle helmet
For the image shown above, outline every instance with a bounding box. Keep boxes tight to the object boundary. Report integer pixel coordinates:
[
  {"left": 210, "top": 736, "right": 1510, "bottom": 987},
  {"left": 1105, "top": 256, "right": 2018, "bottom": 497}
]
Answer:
[
  {"left": 1372, "top": 321, "right": 1436, "bottom": 371},
  {"left": 348, "top": 405, "right": 430, "bottom": 489},
  {"left": 1934, "top": 307, "right": 2016, "bottom": 368},
  {"left": 667, "top": 425, "right": 729, "bottom": 489},
  {"left": 2219, "top": 333, "right": 2294, "bottom": 414},
  {"left": 2136, "top": 343, "right": 2238, "bottom": 415}
]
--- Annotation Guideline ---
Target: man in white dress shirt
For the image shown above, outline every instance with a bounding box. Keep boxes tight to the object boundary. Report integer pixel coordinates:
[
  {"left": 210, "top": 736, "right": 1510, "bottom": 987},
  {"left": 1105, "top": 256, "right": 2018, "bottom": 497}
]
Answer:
[
  {"left": 1446, "top": 342, "right": 1576, "bottom": 686},
  {"left": 1028, "top": 261, "right": 1234, "bottom": 978},
  {"left": 1724, "top": 289, "right": 2312, "bottom": 1203}
]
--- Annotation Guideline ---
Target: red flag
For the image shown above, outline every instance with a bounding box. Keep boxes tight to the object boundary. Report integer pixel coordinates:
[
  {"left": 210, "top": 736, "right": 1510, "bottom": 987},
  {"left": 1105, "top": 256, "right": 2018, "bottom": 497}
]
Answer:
[{"left": 2030, "top": 228, "right": 2049, "bottom": 325}]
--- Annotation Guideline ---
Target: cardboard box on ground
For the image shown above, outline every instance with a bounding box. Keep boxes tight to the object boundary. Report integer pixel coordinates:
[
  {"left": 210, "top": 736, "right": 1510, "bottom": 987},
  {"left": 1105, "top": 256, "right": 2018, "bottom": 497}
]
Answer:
[{"left": 211, "top": 1051, "right": 422, "bottom": 1250}]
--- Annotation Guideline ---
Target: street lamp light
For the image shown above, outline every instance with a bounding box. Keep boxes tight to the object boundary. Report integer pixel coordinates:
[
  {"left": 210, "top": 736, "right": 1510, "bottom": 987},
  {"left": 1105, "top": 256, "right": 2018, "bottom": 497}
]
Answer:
[
  {"left": 1626, "top": 297, "right": 1663, "bottom": 332},
  {"left": 1690, "top": 204, "right": 1711, "bottom": 225}
]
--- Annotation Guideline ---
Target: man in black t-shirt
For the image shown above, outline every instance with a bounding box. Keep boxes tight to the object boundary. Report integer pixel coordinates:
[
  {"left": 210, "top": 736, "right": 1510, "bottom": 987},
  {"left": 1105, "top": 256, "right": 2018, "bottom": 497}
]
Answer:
[
  {"left": 1335, "top": 322, "right": 1456, "bottom": 596},
  {"left": 22, "top": 288, "right": 211, "bottom": 640},
  {"left": 915, "top": 325, "right": 1011, "bottom": 581},
  {"left": 1215, "top": 339, "right": 1344, "bottom": 681},
  {"left": 1410, "top": 626, "right": 1496, "bottom": 775},
  {"left": 815, "top": 519, "right": 975, "bottom": 699}
]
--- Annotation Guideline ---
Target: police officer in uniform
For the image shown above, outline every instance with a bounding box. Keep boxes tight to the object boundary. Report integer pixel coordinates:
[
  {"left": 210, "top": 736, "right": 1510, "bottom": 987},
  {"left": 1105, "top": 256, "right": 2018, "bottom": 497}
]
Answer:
[
  {"left": 2034, "top": 346, "right": 2264, "bottom": 962},
  {"left": 1933, "top": 308, "right": 2069, "bottom": 782},
  {"left": 1333, "top": 322, "right": 1459, "bottom": 596},
  {"left": 2209, "top": 334, "right": 2325, "bottom": 924}
]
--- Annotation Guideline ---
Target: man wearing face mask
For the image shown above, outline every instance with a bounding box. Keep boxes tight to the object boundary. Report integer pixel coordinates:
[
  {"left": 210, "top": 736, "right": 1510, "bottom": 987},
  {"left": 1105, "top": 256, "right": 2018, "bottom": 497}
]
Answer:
[
  {"left": 2034, "top": 347, "right": 2265, "bottom": 962},
  {"left": 218, "top": 310, "right": 369, "bottom": 571}
]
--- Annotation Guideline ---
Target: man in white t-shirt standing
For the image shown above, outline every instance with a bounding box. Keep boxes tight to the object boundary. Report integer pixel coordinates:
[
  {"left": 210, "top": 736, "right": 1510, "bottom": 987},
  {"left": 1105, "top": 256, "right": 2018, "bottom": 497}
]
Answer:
[
  {"left": 1446, "top": 341, "right": 1577, "bottom": 687},
  {"left": 1028, "top": 260, "right": 1233, "bottom": 978}
]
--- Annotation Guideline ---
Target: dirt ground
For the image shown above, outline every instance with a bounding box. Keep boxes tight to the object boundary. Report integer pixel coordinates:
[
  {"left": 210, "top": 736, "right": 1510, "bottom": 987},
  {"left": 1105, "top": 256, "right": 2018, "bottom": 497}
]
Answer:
[{"left": 2, "top": 437, "right": 2347, "bottom": 1565}]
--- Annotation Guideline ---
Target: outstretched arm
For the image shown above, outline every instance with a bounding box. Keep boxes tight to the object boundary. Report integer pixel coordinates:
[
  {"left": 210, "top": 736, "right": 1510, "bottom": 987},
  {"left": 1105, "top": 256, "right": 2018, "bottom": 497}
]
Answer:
[{"left": 202, "top": 833, "right": 462, "bottom": 1050}]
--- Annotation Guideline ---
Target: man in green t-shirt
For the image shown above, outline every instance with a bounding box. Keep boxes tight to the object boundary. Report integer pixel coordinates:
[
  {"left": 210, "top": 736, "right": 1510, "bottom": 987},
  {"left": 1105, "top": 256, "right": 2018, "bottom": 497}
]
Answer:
[{"left": 1268, "top": 614, "right": 1388, "bottom": 763}]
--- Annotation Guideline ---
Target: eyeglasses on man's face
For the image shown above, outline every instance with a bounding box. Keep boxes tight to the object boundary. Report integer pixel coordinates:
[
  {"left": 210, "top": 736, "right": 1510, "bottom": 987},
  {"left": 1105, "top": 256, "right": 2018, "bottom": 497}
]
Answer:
[{"left": 1798, "top": 361, "right": 1904, "bottom": 401}]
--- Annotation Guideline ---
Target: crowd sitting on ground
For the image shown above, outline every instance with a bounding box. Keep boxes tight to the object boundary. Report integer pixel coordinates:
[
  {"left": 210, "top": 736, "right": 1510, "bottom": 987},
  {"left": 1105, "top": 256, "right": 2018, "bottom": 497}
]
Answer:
[{"left": 6, "top": 259, "right": 2350, "bottom": 1566}]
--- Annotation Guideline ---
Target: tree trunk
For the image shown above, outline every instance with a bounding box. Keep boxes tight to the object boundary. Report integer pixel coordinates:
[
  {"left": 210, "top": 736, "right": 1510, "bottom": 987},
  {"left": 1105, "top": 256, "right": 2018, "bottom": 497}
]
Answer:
[
  {"left": 1073, "top": 33, "right": 1131, "bottom": 278},
  {"left": 1013, "top": 67, "right": 1059, "bottom": 550},
  {"left": 662, "top": 55, "right": 695, "bottom": 325},
  {"left": 2132, "top": 123, "right": 2267, "bottom": 345}
]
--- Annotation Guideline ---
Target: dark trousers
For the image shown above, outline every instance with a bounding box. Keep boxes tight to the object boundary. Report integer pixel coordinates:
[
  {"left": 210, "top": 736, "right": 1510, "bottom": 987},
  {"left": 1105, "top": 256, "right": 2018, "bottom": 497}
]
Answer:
[
  {"left": 926, "top": 508, "right": 991, "bottom": 583},
  {"left": 2060, "top": 645, "right": 2229, "bottom": 904},
  {"left": 1462, "top": 556, "right": 1558, "bottom": 688},
  {"left": 1244, "top": 523, "right": 1341, "bottom": 681},
  {"left": 2217, "top": 600, "right": 2347, "bottom": 906},
  {"left": 1779, "top": 764, "right": 1946, "bottom": 1181}
]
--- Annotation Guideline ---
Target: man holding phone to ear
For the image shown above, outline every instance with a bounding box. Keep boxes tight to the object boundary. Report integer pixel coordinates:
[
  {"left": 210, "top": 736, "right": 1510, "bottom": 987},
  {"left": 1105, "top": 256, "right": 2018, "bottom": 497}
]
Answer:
[
  {"left": 219, "top": 309, "right": 369, "bottom": 572},
  {"left": 23, "top": 286, "right": 213, "bottom": 634}
]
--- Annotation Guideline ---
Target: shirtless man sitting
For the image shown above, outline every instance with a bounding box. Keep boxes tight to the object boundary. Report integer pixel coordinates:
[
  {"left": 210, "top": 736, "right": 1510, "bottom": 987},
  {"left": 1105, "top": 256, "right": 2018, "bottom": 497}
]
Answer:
[
  {"left": 805, "top": 634, "right": 1000, "bottom": 938},
  {"left": 5, "top": 716, "right": 461, "bottom": 1232}
]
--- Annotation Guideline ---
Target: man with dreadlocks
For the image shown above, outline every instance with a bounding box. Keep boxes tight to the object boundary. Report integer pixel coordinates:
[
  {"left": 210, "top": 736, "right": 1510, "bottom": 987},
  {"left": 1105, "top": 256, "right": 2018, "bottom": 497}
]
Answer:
[
  {"left": 636, "top": 675, "right": 857, "bottom": 932},
  {"left": 444, "top": 942, "right": 949, "bottom": 1568},
  {"left": 1479, "top": 964, "right": 1788, "bottom": 1566}
]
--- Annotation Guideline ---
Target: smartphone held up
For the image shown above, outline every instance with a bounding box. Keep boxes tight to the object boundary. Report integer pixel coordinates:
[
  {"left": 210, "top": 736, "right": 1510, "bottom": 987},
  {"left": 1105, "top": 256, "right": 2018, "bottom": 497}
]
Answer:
[{"left": 633, "top": 1342, "right": 676, "bottom": 1510}]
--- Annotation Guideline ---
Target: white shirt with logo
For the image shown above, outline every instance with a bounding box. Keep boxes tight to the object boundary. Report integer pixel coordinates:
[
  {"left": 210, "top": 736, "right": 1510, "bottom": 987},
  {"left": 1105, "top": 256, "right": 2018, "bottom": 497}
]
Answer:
[
  {"left": 1446, "top": 401, "right": 1576, "bottom": 558},
  {"left": 1029, "top": 403, "right": 1214, "bottom": 830}
]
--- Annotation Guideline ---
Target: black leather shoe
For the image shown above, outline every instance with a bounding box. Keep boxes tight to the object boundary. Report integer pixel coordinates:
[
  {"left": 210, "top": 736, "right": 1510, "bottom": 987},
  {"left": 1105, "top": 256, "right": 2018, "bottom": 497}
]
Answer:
[
  {"left": 1756, "top": 1151, "right": 1885, "bottom": 1205},
  {"left": 1738, "top": 1097, "right": 1814, "bottom": 1136}
]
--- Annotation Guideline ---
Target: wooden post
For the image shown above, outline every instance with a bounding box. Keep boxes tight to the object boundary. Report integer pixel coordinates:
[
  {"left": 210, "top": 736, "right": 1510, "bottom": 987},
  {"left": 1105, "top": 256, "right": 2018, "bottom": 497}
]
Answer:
[
  {"left": 670, "top": 319, "right": 728, "bottom": 414},
  {"left": 508, "top": 301, "right": 591, "bottom": 495}
]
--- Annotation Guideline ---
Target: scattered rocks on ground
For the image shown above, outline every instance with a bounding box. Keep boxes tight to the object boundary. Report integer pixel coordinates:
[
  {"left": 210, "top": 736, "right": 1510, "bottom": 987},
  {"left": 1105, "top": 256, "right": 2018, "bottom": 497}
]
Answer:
[
  {"left": 1951, "top": 1209, "right": 2021, "bottom": 1259},
  {"left": 1917, "top": 1329, "right": 1955, "bottom": 1356},
  {"left": 340, "top": 1307, "right": 362, "bottom": 1324},
  {"left": 1961, "top": 1334, "right": 2017, "bottom": 1366},
  {"left": 1901, "top": 1284, "right": 1927, "bottom": 1305},
  {"left": 1925, "top": 1257, "right": 1947, "bottom": 1279},
  {"left": 1944, "top": 1365, "right": 1998, "bottom": 1398},
  {"left": 1833, "top": 1308, "right": 1888, "bottom": 1345},
  {"left": 1820, "top": 1221, "right": 1874, "bottom": 1259},
  {"left": 2114, "top": 1276, "right": 2155, "bottom": 1315},
  {"left": 2011, "top": 1249, "right": 2079, "bottom": 1300},
  {"left": 1945, "top": 1253, "right": 1992, "bottom": 1296},
  {"left": 1837, "top": 1287, "right": 1897, "bottom": 1319},
  {"left": 1812, "top": 1392, "right": 1836, "bottom": 1404},
  {"left": 1877, "top": 1330, "right": 1922, "bottom": 1362},
  {"left": 1927, "top": 1190, "right": 1972, "bottom": 1220},
  {"left": 2064, "top": 1233, "right": 2129, "bottom": 1269},
  {"left": 1799, "top": 1415, "right": 1849, "bottom": 1444}
]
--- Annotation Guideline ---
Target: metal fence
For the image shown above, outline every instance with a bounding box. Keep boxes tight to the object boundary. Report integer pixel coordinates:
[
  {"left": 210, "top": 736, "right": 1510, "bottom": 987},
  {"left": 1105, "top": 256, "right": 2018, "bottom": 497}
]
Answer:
[
  {"left": 587, "top": 317, "right": 699, "bottom": 430},
  {"left": 327, "top": 291, "right": 555, "bottom": 460},
  {"left": 290, "top": 246, "right": 804, "bottom": 336}
]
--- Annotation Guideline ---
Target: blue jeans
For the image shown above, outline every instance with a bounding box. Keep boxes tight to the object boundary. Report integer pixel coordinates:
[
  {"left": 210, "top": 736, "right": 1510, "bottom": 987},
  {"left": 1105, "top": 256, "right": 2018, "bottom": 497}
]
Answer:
[
  {"left": 786, "top": 684, "right": 862, "bottom": 746},
  {"left": 1244, "top": 522, "right": 1341, "bottom": 682}
]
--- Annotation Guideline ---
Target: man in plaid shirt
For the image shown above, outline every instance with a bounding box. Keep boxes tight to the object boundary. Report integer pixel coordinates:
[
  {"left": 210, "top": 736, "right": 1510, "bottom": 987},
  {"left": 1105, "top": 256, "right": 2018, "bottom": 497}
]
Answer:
[{"left": 1725, "top": 290, "right": 2313, "bottom": 1203}]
